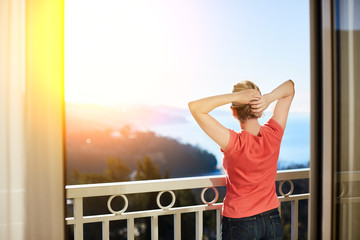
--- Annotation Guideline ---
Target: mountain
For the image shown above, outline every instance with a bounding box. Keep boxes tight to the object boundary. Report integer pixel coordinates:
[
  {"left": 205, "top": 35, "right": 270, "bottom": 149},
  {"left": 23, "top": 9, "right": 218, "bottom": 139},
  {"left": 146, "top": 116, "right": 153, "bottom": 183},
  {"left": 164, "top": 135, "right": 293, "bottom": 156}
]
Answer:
[{"left": 65, "top": 103, "right": 218, "bottom": 182}]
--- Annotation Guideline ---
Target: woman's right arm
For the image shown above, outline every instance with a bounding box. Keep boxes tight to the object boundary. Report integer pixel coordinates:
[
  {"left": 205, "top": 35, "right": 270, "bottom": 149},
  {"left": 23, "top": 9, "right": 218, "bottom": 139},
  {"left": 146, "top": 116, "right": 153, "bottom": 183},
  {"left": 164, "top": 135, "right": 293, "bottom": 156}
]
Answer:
[
  {"left": 250, "top": 80, "right": 295, "bottom": 129},
  {"left": 188, "top": 89, "right": 260, "bottom": 150}
]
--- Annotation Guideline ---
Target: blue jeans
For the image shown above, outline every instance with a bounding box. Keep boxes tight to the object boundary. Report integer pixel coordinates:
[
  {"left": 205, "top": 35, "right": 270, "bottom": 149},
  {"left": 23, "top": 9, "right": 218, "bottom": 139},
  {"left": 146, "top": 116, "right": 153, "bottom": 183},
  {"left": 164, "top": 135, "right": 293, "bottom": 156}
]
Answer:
[{"left": 221, "top": 208, "right": 283, "bottom": 240}]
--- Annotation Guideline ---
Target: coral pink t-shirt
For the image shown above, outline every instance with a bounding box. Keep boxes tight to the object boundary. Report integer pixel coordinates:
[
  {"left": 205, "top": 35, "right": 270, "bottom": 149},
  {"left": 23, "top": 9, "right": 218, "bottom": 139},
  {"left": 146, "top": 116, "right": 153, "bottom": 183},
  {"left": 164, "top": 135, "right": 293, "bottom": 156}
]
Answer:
[{"left": 221, "top": 118, "right": 284, "bottom": 218}]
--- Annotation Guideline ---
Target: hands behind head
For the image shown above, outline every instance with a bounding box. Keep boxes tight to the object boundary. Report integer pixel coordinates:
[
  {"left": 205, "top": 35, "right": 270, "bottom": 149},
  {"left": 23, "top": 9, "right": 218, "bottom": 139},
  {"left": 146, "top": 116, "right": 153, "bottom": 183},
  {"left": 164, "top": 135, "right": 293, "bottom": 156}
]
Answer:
[
  {"left": 249, "top": 93, "right": 271, "bottom": 113},
  {"left": 232, "top": 89, "right": 261, "bottom": 107}
]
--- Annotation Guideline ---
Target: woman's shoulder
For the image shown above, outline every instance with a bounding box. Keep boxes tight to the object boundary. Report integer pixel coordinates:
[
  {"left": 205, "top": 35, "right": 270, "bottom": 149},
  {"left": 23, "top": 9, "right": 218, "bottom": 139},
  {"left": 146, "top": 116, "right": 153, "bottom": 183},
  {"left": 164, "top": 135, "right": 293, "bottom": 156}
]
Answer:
[
  {"left": 262, "top": 118, "right": 284, "bottom": 140},
  {"left": 264, "top": 118, "right": 283, "bottom": 130},
  {"left": 222, "top": 129, "right": 242, "bottom": 154}
]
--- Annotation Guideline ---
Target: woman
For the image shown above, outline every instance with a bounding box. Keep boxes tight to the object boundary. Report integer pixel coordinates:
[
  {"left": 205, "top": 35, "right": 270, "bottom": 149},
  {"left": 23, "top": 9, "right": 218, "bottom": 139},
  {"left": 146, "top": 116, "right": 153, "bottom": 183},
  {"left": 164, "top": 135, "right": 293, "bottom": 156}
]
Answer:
[{"left": 188, "top": 80, "right": 294, "bottom": 240}]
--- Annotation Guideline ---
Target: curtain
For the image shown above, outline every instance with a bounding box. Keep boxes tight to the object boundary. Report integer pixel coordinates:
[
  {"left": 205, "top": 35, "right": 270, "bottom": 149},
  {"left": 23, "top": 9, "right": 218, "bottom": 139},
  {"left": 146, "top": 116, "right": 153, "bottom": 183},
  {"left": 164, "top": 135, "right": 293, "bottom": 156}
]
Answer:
[
  {"left": 0, "top": 0, "right": 65, "bottom": 239},
  {"left": 0, "top": 0, "right": 26, "bottom": 239}
]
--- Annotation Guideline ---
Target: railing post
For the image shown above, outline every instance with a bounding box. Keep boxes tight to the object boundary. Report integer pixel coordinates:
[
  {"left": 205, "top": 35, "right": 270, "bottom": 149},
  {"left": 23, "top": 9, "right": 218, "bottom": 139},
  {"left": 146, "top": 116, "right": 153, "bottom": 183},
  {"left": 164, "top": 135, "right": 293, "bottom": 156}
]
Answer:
[
  {"left": 174, "top": 213, "right": 181, "bottom": 240},
  {"left": 127, "top": 218, "right": 134, "bottom": 240},
  {"left": 216, "top": 209, "right": 222, "bottom": 240},
  {"left": 291, "top": 200, "right": 299, "bottom": 240},
  {"left": 74, "top": 197, "right": 84, "bottom": 240},
  {"left": 151, "top": 216, "right": 159, "bottom": 240},
  {"left": 102, "top": 221, "right": 109, "bottom": 240},
  {"left": 196, "top": 211, "right": 203, "bottom": 240}
]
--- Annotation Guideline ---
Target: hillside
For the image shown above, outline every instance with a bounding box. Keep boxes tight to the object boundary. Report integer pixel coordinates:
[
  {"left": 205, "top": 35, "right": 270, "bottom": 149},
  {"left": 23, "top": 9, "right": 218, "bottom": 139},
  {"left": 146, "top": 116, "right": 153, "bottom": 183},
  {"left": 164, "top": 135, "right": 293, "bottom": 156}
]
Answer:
[{"left": 66, "top": 103, "right": 219, "bottom": 183}]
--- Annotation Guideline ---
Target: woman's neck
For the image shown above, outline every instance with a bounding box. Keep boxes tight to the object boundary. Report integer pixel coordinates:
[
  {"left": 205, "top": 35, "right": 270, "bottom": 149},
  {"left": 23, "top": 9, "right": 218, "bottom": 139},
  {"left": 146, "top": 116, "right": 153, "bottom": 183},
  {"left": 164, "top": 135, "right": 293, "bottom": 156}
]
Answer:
[{"left": 240, "top": 118, "right": 262, "bottom": 136}]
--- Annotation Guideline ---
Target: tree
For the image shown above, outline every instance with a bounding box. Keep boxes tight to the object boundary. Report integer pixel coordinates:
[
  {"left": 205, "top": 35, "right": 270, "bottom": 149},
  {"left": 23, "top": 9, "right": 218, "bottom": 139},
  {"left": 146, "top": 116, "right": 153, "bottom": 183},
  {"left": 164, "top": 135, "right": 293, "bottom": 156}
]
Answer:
[
  {"left": 134, "top": 156, "right": 162, "bottom": 180},
  {"left": 68, "top": 157, "right": 131, "bottom": 184},
  {"left": 105, "top": 157, "right": 131, "bottom": 182}
]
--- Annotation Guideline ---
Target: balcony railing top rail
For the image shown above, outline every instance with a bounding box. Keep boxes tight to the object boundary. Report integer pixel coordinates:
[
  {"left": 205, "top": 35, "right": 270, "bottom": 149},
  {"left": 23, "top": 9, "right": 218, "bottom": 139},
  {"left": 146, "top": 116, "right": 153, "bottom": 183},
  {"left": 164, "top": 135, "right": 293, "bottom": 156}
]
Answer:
[{"left": 66, "top": 168, "right": 309, "bottom": 198}]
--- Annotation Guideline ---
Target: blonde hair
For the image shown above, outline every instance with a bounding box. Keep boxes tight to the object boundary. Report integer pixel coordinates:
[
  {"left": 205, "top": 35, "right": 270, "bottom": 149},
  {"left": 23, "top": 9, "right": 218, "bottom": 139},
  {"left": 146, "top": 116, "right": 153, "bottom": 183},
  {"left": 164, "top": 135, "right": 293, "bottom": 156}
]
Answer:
[{"left": 232, "top": 80, "right": 262, "bottom": 122}]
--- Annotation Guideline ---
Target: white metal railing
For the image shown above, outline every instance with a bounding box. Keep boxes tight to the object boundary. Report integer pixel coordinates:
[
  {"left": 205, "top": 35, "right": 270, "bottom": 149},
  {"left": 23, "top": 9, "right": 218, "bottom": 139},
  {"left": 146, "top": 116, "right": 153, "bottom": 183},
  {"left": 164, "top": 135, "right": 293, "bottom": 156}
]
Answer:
[{"left": 66, "top": 168, "right": 310, "bottom": 240}]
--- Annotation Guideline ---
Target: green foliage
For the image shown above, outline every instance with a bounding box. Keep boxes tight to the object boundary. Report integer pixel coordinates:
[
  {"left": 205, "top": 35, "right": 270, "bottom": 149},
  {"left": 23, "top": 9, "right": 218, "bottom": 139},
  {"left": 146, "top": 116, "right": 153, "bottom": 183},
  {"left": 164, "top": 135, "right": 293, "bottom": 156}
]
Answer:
[
  {"left": 68, "top": 157, "right": 131, "bottom": 184},
  {"left": 68, "top": 169, "right": 109, "bottom": 184},
  {"left": 105, "top": 157, "right": 131, "bottom": 181},
  {"left": 68, "top": 156, "right": 171, "bottom": 184},
  {"left": 134, "top": 156, "right": 162, "bottom": 181}
]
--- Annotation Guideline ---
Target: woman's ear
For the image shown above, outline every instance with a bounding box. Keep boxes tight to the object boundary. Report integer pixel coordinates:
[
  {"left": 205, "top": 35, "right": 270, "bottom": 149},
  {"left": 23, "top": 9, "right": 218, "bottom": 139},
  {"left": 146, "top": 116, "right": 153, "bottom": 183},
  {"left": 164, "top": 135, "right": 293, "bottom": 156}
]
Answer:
[{"left": 230, "top": 106, "right": 237, "bottom": 118}]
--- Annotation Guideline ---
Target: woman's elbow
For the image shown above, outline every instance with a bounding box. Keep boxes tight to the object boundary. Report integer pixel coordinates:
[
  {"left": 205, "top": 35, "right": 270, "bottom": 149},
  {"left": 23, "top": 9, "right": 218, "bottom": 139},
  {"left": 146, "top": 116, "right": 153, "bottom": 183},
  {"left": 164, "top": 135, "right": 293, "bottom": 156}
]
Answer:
[
  {"left": 188, "top": 101, "right": 196, "bottom": 113},
  {"left": 188, "top": 101, "right": 204, "bottom": 116},
  {"left": 288, "top": 80, "right": 295, "bottom": 96}
]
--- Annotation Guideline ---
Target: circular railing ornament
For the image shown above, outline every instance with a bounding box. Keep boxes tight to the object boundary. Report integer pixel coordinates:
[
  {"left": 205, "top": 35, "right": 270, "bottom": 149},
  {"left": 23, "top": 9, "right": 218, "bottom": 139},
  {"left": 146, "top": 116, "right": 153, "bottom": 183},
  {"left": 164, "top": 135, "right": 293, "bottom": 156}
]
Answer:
[
  {"left": 201, "top": 187, "right": 219, "bottom": 205},
  {"left": 107, "top": 195, "right": 129, "bottom": 215},
  {"left": 279, "top": 180, "right": 294, "bottom": 197},
  {"left": 156, "top": 191, "right": 176, "bottom": 210}
]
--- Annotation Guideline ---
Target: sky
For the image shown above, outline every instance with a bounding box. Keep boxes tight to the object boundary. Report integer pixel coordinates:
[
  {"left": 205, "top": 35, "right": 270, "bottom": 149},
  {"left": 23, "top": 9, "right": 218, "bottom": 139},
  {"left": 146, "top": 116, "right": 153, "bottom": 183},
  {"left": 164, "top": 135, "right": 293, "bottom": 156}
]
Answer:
[{"left": 65, "top": 0, "right": 310, "bottom": 112}]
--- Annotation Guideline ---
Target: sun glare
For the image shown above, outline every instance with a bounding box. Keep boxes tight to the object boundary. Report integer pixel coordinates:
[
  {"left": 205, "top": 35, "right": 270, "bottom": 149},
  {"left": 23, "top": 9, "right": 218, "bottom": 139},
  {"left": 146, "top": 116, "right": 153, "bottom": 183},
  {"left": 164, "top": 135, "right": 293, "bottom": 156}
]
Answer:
[{"left": 65, "top": 0, "right": 200, "bottom": 107}]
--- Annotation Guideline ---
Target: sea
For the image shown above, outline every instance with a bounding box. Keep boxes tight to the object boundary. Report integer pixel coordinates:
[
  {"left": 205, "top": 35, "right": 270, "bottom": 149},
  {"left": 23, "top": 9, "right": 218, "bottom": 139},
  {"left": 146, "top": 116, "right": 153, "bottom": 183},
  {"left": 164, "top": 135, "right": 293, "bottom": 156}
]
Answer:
[{"left": 149, "top": 110, "right": 310, "bottom": 170}]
